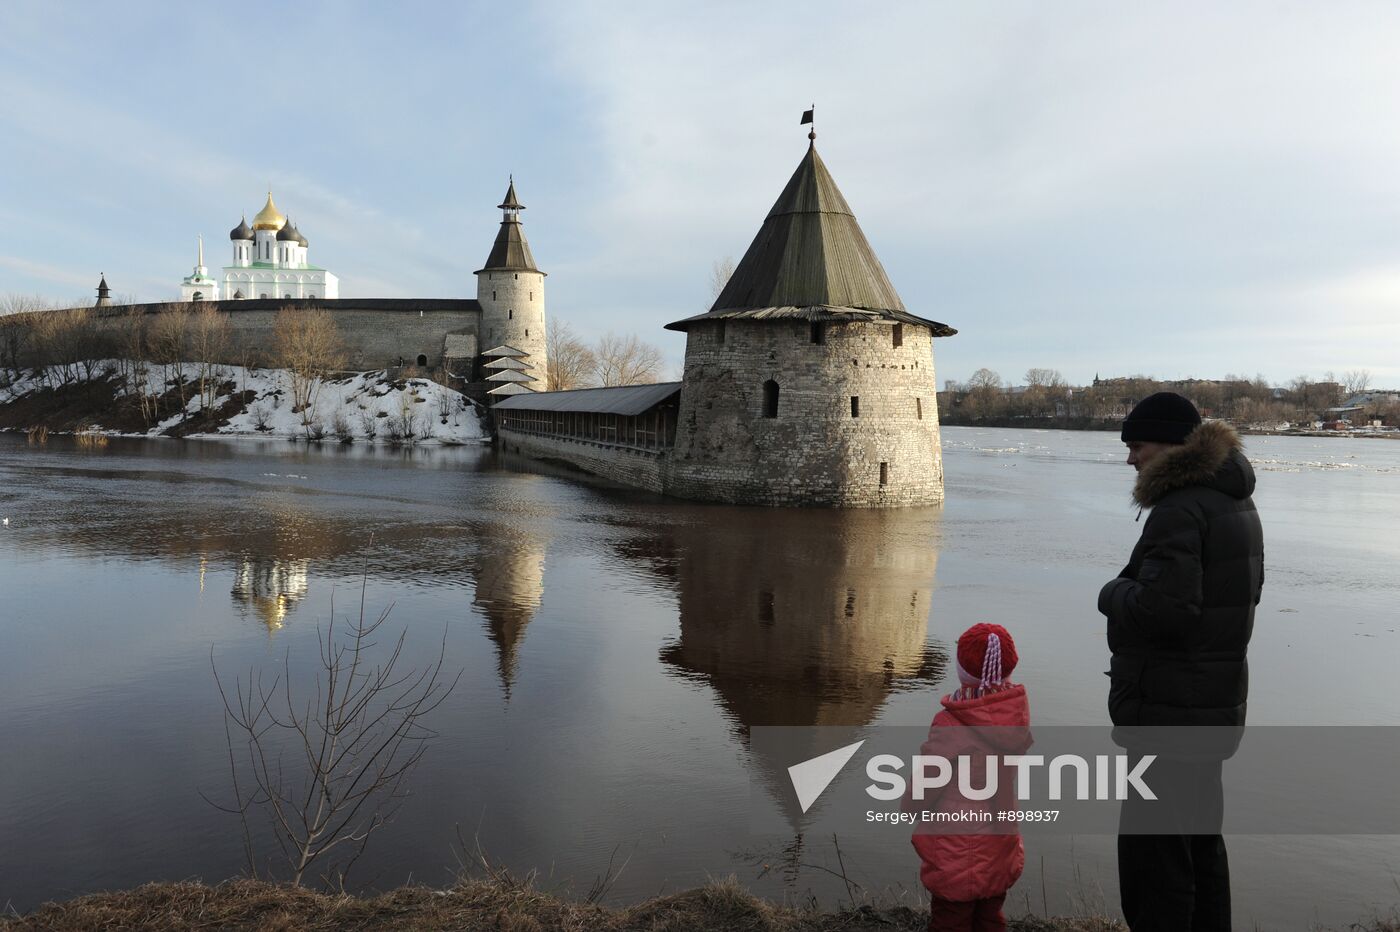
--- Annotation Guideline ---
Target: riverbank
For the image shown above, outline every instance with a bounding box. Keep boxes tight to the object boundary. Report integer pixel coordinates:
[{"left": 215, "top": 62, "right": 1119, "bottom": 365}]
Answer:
[
  {"left": 0, "top": 362, "right": 485, "bottom": 443},
  {"left": 941, "top": 415, "right": 1400, "bottom": 439},
  {"left": 6, "top": 878, "right": 1397, "bottom": 931},
  {"left": 0, "top": 877, "right": 1115, "bottom": 931}
]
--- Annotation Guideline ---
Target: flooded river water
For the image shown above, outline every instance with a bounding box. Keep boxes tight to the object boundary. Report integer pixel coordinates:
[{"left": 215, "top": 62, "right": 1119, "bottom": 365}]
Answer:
[{"left": 1, "top": 427, "right": 1396, "bottom": 928}]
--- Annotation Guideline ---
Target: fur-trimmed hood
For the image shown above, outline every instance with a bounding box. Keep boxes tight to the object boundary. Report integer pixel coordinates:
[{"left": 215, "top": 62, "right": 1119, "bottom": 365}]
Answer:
[{"left": 1132, "top": 420, "right": 1254, "bottom": 508}]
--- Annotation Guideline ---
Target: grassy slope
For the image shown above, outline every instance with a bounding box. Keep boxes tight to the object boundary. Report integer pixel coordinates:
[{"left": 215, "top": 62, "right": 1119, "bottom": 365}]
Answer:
[{"left": 4, "top": 878, "right": 1130, "bottom": 932}]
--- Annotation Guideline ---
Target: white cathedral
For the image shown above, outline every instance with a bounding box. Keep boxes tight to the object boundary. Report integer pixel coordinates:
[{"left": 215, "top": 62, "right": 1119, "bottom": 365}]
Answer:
[{"left": 179, "top": 192, "right": 339, "bottom": 301}]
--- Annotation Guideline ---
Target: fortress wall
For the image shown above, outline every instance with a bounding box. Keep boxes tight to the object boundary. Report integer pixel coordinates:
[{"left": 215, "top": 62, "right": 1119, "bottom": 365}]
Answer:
[
  {"left": 79, "top": 301, "right": 479, "bottom": 370},
  {"left": 666, "top": 318, "right": 945, "bottom": 507},
  {"left": 217, "top": 309, "right": 479, "bottom": 370},
  {"left": 497, "top": 428, "right": 667, "bottom": 494}
]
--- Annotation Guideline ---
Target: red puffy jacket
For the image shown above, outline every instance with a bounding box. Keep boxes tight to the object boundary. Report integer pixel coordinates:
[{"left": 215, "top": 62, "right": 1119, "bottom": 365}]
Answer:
[{"left": 909, "top": 684, "right": 1032, "bottom": 902}]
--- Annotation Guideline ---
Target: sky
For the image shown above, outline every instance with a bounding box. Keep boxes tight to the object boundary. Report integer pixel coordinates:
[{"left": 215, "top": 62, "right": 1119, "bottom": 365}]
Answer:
[{"left": 2, "top": 1, "right": 1399, "bottom": 387}]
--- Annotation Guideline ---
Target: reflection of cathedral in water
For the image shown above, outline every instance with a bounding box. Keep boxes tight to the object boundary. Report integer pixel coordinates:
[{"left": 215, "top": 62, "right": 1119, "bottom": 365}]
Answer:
[
  {"left": 231, "top": 557, "right": 310, "bottom": 631},
  {"left": 652, "top": 508, "right": 947, "bottom": 831},
  {"left": 466, "top": 526, "right": 547, "bottom": 694}
]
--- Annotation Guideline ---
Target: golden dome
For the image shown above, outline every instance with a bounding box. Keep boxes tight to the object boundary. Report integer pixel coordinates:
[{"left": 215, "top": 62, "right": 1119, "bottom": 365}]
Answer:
[{"left": 251, "top": 191, "right": 285, "bottom": 231}]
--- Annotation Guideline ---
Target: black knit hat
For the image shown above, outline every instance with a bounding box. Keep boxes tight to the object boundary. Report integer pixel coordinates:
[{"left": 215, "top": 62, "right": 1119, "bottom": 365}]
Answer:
[{"left": 1121, "top": 392, "right": 1201, "bottom": 444}]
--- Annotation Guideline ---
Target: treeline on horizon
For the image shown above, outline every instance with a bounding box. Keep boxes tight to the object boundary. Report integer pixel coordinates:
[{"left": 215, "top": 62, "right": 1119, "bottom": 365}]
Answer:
[{"left": 937, "top": 367, "right": 1398, "bottom": 428}]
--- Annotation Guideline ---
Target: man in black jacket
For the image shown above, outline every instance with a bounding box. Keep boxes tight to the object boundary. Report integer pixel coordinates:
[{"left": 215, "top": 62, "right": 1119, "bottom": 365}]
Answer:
[{"left": 1098, "top": 392, "right": 1264, "bottom": 932}]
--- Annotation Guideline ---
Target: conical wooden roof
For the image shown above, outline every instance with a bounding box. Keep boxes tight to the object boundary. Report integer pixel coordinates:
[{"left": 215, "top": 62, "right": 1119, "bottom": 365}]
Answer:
[
  {"left": 666, "top": 142, "right": 954, "bottom": 336},
  {"left": 713, "top": 142, "right": 904, "bottom": 313}
]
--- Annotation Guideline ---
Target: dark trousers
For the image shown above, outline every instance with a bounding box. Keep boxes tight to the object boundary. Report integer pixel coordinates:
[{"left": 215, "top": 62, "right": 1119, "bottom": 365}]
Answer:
[
  {"left": 928, "top": 893, "right": 1006, "bottom": 932},
  {"left": 1118, "top": 834, "right": 1230, "bottom": 931},
  {"left": 1118, "top": 756, "right": 1231, "bottom": 931}
]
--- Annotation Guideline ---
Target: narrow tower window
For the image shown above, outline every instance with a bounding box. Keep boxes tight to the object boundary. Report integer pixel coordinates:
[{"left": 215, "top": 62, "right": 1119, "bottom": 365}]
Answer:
[
  {"left": 758, "top": 591, "right": 775, "bottom": 624},
  {"left": 851, "top": 396, "right": 860, "bottom": 418},
  {"left": 892, "top": 323, "right": 903, "bottom": 348},
  {"left": 509, "top": 309, "right": 513, "bottom": 319},
  {"left": 762, "top": 380, "right": 779, "bottom": 418},
  {"left": 717, "top": 321, "right": 726, "bottom": 343},
  {"left": 493, "top": 291, "right": 497, "bottom": 301},
  {"left": 915, "top": 397, "right": 923, "bottom": 420},
  {"left": 810, "top": 321, "right": 825, "bottom": 344},
  {"left": 879, "top": 462, "right": 889, "bottom": 486}
]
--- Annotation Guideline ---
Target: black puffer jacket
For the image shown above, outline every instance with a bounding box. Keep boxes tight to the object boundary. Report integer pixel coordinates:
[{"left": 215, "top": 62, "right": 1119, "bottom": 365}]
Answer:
[{"left": 1098, "top": 421, "right": 1264, "bottom": 728}]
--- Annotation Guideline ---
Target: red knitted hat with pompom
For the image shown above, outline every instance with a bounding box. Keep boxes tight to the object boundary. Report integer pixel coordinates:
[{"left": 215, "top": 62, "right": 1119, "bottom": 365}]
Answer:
[{"left": 955, "top": 623, "right": 1019, "bottom": 688}]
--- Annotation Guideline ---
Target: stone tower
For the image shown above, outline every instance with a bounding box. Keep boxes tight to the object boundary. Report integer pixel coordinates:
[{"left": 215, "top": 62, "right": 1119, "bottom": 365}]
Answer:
[
  {"left": 663, "top": 139, "right": 956, "bottom": 507},
  {"left": 475, "top": 179, "right": 547, "bottom": 383}
]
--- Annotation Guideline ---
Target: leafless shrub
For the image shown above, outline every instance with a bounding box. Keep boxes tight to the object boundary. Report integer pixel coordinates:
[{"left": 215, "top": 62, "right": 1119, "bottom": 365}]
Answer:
[
  {"left": 305, "top": 419, "right": 326, "bottom": 442},
  {"left": 149, "top": 303, "right": 192, "bottom": 412},
  {"left": 546, "top": 318, "right": 595, "bottom": 391},
  {"left": 32, "top": 306, "right": 101, "bottom": 387},
  {"left": 0, "top": 295, "right": 52, "bottom": 379},
  {"left": 191, "top": 305, "right": 232, "bottom": 411},
  {"left": 250, "top": 404, "right": 273, "bottom": 432},
  {"left": 206, "top": 583, "right": 458, "bottom": 888},
  {"left": 356, "top": 409, "right": 379, "bottom": 439},
  {"left": 591, "top": 332, "right": 663, "bottom": 387},
  {"left": 332, "top": 412, "right": 354, "bottom": 443},
  {"left": 273, "top": 306, "right": 346, "bottom": 430},
  {"left": 708, "top": 255, "right": 736, "bottom": 307}
]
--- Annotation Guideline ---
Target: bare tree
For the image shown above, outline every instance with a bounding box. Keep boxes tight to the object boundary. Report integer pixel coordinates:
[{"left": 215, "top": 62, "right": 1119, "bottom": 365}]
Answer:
[
  {"left": 1023, "top": 368, "right": 1064, "bottom": 389},
  {"left": 273, "top": 306, "right": 346, "bottom": 432},
  {"left": 0, "top": 295, "right": 52, "bottom": 382},
  {"left": 963, "top": 367, "right": 1004, "bottom": 418},
  {"left": 591, "top": 332, "right": 665, "bottom": 387},
  {"left": 968, "top": 368, "right": 1002, "bottom": 392},
  {"left": 545, "top": 318, "right": 596, "bottom": 391},
  {"left": 112, "top": 308, "right": 155, "bottom": 424},
  {"left": 1342, "top": 369, "right": 1372, "bottom": 396},
  {"left": 190, "top": 305, "right": 232, "bottom": 411},
  {"left": 1021, "top": 368, "right": 1065, "bottom": 416},
  {"left": 208, "top": 584, "right": 458, "bottom": 888},
  {"left": 149, "top": 303, "right": 192, "bottom": 412},
  {"left": 32, "top": 306, "right": 101, "bottom": 387},
  {"left": 708, "top": 256, "right": 736, "bottom": 307}
]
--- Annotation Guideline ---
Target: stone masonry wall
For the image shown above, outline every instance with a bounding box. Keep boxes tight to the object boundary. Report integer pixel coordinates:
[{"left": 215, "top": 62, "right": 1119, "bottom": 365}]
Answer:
[
  {"left": 81, "top": 300, "right": 480, "bottom": 370},
  {"left": 477, "top": 270, "right": 547, "bottom": 376},
  {"left": 665, "top": 318, "right": 945, "bottom": 507},
  {"left": 498, "top": 428, "right": 666, "bottom": 494}
]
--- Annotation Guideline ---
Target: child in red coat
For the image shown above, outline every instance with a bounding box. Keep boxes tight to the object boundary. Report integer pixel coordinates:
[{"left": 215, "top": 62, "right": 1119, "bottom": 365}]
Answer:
[{"left": 911, "top": 623, "right": 1031, "bottom": 932}]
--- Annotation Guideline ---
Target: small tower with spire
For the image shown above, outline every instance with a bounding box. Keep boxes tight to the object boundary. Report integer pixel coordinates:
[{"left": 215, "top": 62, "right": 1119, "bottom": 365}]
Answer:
[
  {"left": 94, "top": 274, "right": 111, "bottom": 308},
  {"left": 475, "top": 178, "right": 547, "bottom": 386},
  {"left": 180, "top": 235, "right": 220, "bottom": 301}
]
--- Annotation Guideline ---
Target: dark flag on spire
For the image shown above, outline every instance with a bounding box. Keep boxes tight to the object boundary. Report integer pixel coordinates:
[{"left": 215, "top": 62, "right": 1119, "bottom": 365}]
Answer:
[{"left": 800, "top": 108, "right": 814, "bottom": 125}]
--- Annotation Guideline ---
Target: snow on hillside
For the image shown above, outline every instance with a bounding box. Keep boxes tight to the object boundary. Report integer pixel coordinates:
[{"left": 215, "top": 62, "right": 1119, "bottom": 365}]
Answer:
[{"left": 1, "top": 361, "right": 488, "bottom": 443}]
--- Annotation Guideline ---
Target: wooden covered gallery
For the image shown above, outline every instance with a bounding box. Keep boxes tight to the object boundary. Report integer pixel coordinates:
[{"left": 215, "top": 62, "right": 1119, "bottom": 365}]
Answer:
[{"left": 493, "top": 382, "right": 682, "bottom": 450}]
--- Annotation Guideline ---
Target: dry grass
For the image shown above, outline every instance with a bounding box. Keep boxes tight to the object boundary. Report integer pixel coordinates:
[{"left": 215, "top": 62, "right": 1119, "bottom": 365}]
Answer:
[
  {"left": 2, "top": 876, "right": 1129, "bottom": 932},
  {"left": 6, "top": 878, "right": 1396, "bottom": 931}
]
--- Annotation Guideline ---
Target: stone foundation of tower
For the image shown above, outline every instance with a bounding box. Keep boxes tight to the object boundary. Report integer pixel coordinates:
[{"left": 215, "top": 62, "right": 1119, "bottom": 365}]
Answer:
[{"left": 661, "top": 318, "right": 945, "bottom": 507}]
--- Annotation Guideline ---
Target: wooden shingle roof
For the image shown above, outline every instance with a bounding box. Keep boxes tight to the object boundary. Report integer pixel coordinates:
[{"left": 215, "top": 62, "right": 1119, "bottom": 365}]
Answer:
[{"left": 667, "top": 142, "right": 953, "bottom": 336}]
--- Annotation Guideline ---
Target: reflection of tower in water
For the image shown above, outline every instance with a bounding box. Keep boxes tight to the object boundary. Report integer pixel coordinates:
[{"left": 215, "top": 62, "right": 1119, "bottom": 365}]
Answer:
[
  {"left": 231, "top": 557, "right": 310, "bottom": 631},
  {"left": 467, "top": 525, "right": 547, "bottom": 695},
  {"left": 655, "top": 507, "right": 947, "bottom": 832}
]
